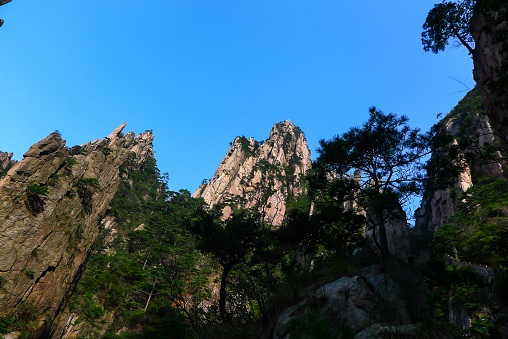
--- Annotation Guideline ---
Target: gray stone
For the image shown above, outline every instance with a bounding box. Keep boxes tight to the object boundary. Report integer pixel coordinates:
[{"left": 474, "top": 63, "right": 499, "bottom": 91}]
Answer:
[
  {"left": 23, "top": 132, "right": 65, "bottom": 158},
  {"left": 272, "top": 269, "right": 409, "bottom": 338}
]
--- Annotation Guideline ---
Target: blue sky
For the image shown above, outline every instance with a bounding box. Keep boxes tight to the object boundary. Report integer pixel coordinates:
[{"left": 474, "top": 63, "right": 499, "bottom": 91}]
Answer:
[{"left": 0, "top": 1, "right": 474, "bottom": 193}]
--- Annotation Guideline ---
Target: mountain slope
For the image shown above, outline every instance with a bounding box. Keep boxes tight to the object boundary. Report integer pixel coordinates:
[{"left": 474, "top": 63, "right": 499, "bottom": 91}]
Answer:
[{"left": 0, "top": 123, "right": 153, "bottom": 336}]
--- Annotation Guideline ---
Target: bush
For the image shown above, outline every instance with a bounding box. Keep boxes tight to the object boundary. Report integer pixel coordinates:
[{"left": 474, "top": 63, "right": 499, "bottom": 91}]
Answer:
[{"left": 25, "top": 184, "right": 48, "bottom": 215}]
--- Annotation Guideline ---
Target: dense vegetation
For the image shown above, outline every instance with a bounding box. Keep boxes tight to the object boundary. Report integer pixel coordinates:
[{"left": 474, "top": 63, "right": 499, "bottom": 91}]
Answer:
[{"left": 68, "top": 154, "right": 213, "bottom": 338}]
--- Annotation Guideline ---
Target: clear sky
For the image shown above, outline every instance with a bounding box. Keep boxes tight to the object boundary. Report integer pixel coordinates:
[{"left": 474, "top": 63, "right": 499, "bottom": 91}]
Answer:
[{"left": 0, "top": 1, "right": 474, "bottom": 193}]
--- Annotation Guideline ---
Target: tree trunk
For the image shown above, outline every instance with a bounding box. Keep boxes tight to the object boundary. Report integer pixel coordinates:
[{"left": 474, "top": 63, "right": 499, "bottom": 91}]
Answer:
[
  {"left": 144, "top": 280, "right": 157, "bottom": 311},
  {"left": 219, "top": 265, "right": 232, "bottom": 323},
  {"left": 376, "top": 210, "right": 390, "bottom": 267}
]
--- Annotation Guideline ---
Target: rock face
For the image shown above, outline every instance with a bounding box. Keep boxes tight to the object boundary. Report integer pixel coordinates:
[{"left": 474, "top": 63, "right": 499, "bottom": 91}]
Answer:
[
  {"left": 0, "top": 124, "right": 153, "bottom": 336},
  {"left": 273, "top": 265, "right": 410, "bottom": 339},
  {"left": 193, "top": 120, "right": 312, "bottom": 226},
  {"left": 414, "top": 89, "right": 504, "bottom": 235},
  {"left": 471, "top": 6, "right": 508, "bottom": 151},
  {"left": 0, "top": 151, "right": 17, "bottom": 170},
  {"left": 365, "top": 208, "right": 413, "bottom": 263}
]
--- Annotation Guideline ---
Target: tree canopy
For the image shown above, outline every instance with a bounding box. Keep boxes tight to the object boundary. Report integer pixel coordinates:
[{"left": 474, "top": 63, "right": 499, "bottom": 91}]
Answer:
[
  {"left": 312, "top": 107, "right": 431, "bottom": 261},
  {"left": 422, "top": 0, "right": 475, "bottom": 55}
]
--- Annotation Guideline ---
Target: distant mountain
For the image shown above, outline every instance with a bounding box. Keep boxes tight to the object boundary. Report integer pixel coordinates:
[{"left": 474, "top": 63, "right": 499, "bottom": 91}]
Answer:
[{"left": 193, "top": 119, "right": 311, "bottom": 226}]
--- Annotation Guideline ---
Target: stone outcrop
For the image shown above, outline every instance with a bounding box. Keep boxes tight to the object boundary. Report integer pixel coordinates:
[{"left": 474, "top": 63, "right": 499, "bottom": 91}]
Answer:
[
  {"left": 414, "top": 89, "right": 504, "bottom": 235},
  {"left": 0, "top": 123, "right": 153, "bottom": 336},
  {"left": 365, "top": 208, "right": 413, "bottom": 263},
  {"left": 0, "top": 151, "right": 17, "bottom": 170},
  {"left": 273, "top": 265, "right": 411, "bottom": 339},
  {"left": 471, "top": 5, "right": 508, "bottom": 150},
  {"left": 193, "top": 120, "right": 311, "bottom": 226}
]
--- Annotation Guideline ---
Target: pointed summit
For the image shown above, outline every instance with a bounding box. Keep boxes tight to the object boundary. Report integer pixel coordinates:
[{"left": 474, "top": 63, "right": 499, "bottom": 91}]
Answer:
[
  {"left": 193, "top": 121, "right": 311, "bottom": 226},
  {"left": 107, "top": 122, "right": 127, "bottom": 140}
]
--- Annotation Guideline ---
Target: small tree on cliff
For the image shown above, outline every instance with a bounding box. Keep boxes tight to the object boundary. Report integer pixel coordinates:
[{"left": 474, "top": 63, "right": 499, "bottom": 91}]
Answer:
[
  {"left": 312, "top": 107, "right": 431, "bottom": 263},
  {"left": 422, "top": 0, "right": 475, "bottom": 55}
]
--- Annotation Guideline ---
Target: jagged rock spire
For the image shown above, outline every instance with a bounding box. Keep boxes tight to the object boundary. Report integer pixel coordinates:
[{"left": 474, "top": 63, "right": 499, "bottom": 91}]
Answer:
[
  {"left": 0, "top": 124, "right": 154, "bottom": 336},
  {"left": 193, "top": 120, "right": 311, "bottom": 226}
]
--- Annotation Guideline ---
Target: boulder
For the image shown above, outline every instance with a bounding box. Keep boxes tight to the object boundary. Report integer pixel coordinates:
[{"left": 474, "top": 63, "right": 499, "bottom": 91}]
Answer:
[{"left": 273, "top": 266, "right": 409, "bottom": 338}]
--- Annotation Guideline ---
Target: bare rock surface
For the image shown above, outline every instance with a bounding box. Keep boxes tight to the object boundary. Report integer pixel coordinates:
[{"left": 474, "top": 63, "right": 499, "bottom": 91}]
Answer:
[
  {"left": 272, "top": 266, "right": 409, "bottom": 339},
  {"left": 471, "top": 7, "right": 508, "bottom": 149},
  {"left": 0, "top": 124, "right": 153, "bottom": 336},
  {"left": 414, "top": 92, "right": 504, "bottom": 236},
  {"left": 0, "top": 151, "right": 16, "bottom": 169},
  {"left": 193, "top": 120, "right": 311, "bottom": 226}
]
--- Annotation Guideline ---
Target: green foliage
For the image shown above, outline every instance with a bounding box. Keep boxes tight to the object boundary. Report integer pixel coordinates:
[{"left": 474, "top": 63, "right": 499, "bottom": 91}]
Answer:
[
  {"left": 69, "top": 145, "right": 88, "bottom": 156},
  {"left": 432, "top": 178, "right": 508, "bottom": 265},
  {"left": 422, "top": 0, "right": 474, "bottom": 54},
  {"left": 467, "top": 314, "right": 494, "bottom": 337},
  {"left": 46, "top": 173, "right": 59, "bottom": 187},
  {"left": 27, "top": 184, "right": 48, "bottom": 196},
  {"left": 237, "top": 136, "right": 251, "bottom": 154},
  {"left": 192, "top": 208, "right": 275, "bottom": 322},
  {"left": 25, "top": 184, "right": 48, "bottom": 215},
  {"left": 434, "top": 88, "right": 505, "bottom": 175},
  {"left": 0, "top": 317, "right": 13, "bottom": 334},
  {"left": 280, "top": 193, "right": 365, "bottom": 257},
  {"left": 71, "top": 154, "right": 210, "bottom": 336},
  {"left": 313, "top": 107, "right": 430, "bottom": 260},
  {"left": 65, "top": 156, "right": 78, "bottom": 167},
  {"left": 287, "top": 309, "right": 335, "bottom": 339},
  {"left": 0, "top": 300, "right": 40, "bottom": 336},
  {"left": 0, "top": 161, "right": 14, "bottom": 179},
  {"left": 427, "top": 178, "right": 508, "bottom": 334},
  {"left": 78, "top": 177, "right": 101, "bottom": 189},
  {"left": 101, "top": 147, "right": 112, "bottom": 156},
  {"left": 76, "top": 177, "right": 100, "bottom": 212}
]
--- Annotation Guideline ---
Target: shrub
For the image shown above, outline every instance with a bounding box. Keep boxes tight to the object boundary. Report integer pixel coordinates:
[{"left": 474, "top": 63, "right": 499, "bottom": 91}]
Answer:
[{"left": 25, "top": 184, "right": 48, "bottom": 215}]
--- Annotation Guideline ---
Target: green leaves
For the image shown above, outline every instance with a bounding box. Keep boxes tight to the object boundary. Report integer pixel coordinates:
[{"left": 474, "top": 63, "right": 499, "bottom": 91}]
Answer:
[
  {"left": 313, "top": 107, "right": 431, "bottom": 259},
  {"left": 315, "top": 107, "right": 430, "bottom": 197},
  {"left": 432, "top": 178, "right": 508, "bottom": 266},
  {"left": 422, "top": 0, "right": 475, "bottom": 54}
]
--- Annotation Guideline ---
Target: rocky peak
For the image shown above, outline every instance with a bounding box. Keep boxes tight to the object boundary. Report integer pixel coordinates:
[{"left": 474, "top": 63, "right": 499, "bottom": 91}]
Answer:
[
  {"left": 0, "top": 123, "right": 153, "bottom": 336},
  {"left": 193, "top": 120, "right": 311, "bottom": 226},
  {"left": 0, "top": 150, "right": 17, "bottom": 170}
]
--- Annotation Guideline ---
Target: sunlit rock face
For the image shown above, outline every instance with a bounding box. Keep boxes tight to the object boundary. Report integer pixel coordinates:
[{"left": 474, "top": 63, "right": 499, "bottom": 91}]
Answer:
[
  {"left": 0, "top": 123, "right": 153, "bottom": 336},
  {"left": 0, "top": 151, "right": 16, "bottom": 170},
  {"left": 414, "top": 90, "right": 504, "bottom": 236},
  {"left": 193, "top": 120, "right": 312, "bottom": 226}
]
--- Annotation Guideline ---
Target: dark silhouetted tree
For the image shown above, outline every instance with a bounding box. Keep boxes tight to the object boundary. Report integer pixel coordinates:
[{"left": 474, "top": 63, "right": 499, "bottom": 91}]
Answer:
[
  {"left": 312, "top": 107, "right": 431, "bottom": 264},
  {"left": 422, "top": 0, "right": 475, "bottom": 55}
]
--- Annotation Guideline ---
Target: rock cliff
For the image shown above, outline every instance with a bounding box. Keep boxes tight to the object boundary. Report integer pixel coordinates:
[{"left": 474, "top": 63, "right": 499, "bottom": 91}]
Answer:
[
  {"left": 471, "top": 4, "right": 508, "bottom": 150},
  {"left": 193, "top": 120, "right": 312, "bottom": 226},
  {"left": 414, "top": 89, "right": 504, "bottom": 235},
  {"left": 0, "top": 123, "right": 153, "bottom": 336}
]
